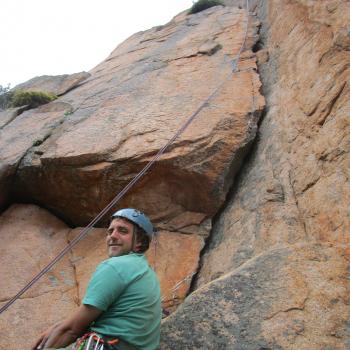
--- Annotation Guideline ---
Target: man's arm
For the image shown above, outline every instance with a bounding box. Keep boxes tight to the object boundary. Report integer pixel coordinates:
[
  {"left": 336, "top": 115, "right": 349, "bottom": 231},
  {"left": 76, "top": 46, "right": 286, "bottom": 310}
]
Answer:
[{"left": 32, "top": 304, "right": 102, "bottom": 349}]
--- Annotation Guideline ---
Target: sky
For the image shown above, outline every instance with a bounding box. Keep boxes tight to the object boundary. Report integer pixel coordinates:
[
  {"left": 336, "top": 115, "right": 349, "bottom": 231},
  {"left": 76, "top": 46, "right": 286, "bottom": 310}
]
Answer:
[{"left": 1, "top": 0, "right": 194, "bottom": 88}]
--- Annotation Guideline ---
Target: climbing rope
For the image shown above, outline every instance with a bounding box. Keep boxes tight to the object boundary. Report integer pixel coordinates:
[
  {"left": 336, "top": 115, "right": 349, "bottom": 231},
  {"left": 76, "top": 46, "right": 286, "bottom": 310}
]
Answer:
[
  {"left": 0, "top": 0, "right": 251, "bottom": 315},
  {"left": 161, "top": 271, "right": 197, "bottom": 304}
]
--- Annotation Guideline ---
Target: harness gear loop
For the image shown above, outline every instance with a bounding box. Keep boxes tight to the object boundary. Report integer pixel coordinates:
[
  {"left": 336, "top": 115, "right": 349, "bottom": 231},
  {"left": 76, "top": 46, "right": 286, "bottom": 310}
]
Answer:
[{"left": 72, "top": 332, "right": 120, "bottom": 350}]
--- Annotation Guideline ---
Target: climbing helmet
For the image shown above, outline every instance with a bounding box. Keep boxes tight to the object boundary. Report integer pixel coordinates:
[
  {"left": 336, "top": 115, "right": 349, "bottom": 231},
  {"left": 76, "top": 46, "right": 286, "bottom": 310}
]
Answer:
[{"left": 112, "top": 208, "right": 155, "bottom": 237}]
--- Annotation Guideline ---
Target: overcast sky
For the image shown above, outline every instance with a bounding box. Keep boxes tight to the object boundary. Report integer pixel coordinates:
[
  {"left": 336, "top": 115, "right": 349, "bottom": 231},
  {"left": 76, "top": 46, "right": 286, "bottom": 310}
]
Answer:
[{"left": 1, "top": 0, "right": 194, "bottom": 88}]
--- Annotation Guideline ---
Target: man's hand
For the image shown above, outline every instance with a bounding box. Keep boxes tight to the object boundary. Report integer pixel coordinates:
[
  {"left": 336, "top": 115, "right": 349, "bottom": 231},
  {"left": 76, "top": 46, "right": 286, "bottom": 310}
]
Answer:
[
  {"left": 32, "top": 322, "right": 61, "bottom": 350},
  {"left": 32, "top": 305, "right": 102, "bottom": 349},
  {"left": 32, "top": 331, "right": 48, "bottom": 350}
]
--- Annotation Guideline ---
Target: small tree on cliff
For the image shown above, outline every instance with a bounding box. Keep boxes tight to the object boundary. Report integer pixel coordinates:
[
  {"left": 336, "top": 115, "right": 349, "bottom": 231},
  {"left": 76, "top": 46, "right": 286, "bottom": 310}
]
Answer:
[{"left": 0, "top": 84, "right": 13, "bottom": 110}]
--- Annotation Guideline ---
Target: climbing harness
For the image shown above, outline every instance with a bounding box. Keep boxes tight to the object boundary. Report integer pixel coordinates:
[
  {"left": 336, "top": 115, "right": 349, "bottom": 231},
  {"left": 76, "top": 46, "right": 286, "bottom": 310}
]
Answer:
[
  {"left": 0, "top": 0, "right": 251, "bottom": 315},
  {"left": 71, "top": 332, "right": 120, "bottom": 350}
]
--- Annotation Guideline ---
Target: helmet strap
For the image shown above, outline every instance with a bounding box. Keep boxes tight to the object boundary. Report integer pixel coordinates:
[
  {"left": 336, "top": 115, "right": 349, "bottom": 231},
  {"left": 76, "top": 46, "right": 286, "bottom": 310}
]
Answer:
[{"left": 131, "top": 224, "right": 137, "bottom": 253}]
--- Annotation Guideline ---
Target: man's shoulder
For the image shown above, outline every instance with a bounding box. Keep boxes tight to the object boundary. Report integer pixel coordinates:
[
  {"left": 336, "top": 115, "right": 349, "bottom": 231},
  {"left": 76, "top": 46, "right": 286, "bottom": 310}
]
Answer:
[
  {"left": 99, "top": 253, "right": 148, "bottom": 274},
  {"left": 107, "top": 253, "right": 146, "bottom": 266}
]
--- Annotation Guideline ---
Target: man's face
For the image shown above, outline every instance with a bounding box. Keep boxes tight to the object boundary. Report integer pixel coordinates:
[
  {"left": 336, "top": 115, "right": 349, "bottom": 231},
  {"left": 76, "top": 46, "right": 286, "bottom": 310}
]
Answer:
[{"left": 106, "top": 218, "right": 135, "bottom": 257}]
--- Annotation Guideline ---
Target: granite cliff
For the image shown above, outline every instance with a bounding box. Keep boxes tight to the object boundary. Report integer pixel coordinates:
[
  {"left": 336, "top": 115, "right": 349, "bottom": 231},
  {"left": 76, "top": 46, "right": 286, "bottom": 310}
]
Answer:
[{"left": 0, "top": 1, "right": 349, "bottom": 349}]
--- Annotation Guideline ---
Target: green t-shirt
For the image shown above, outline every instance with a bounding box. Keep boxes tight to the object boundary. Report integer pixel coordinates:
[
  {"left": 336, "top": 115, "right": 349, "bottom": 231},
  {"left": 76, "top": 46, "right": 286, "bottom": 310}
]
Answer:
[{"left": 82, "top": 253, "right": 161, "bottom": 350}]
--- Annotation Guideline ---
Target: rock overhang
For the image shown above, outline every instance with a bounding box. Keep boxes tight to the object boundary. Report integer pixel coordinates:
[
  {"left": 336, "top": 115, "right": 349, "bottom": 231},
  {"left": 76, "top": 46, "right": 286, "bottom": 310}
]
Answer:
[{"left": 3, "top": 6, "right": 264, "bottom": 227}]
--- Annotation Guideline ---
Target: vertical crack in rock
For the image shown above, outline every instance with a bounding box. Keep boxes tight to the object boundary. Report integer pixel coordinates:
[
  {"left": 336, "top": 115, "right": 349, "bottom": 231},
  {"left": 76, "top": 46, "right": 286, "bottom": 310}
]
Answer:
[
  {"left": 189, "top": 103, "right": 266, "bottom": 293},
  {"left": 287, "top": 169, "right": 309, "bottom": 239},
  {"left": 188, "top": 7, "right": 266, "bottom": 294},
  {"left": 66, "top": 229, "right": 80, "bottom": 306},
  {"left": 317, "top": 81, "right": 347, "bottom": 126}
]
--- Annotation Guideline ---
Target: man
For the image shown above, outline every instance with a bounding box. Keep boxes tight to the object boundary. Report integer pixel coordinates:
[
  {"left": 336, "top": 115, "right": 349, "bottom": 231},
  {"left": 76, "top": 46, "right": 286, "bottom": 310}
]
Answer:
[{"left": 32, "top": 208, "right": 161, "bottom": 350}]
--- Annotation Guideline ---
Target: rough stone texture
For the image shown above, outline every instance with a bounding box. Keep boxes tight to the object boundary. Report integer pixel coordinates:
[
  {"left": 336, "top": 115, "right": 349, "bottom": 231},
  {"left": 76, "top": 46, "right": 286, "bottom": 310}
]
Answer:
[
  {"left": 67, "top": 227, "right": 107, "bottom": 302},
  {"left": 14, "top": 72, "right": 91, "bottom": 96},
  {"left": 0, "top": 101, "right": 74, "bottom": 210},
  {"left": 0, "top": 290, "right": 77, "bottom": 350},
  {"left": 0, "top": 106, "right": 27, "bottom": 129},
  {"left": 146, "top": 230, "right": 204, "bottom": 310},
  {"left": 161, "top": 244, "right": 350, "bottom": 350},
  {"left": 161, "top": 0, "right": 350, "bottom": 349},
  {"left": 1, "top": 5, "right": 263, "bottom": 229},
  {"left": 0, "top": 205, "right": 75, "bottom": 301},
  {"left": 0, "top": 204, "right": 77, "bottom": 350}
]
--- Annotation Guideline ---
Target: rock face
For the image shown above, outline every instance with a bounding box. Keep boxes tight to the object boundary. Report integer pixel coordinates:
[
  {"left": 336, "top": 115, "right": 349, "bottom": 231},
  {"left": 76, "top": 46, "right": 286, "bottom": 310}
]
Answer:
[
  {"left": 0, "top": 106, "right": 27, "bottom": 129},
  {"left": 1, "top": 1, "right": 349, "bottom": 350},
  {"left": 1, "top": 5, "right": 263, "bottom": 228},
  {"left": 0, "top": 7, "right": 263, "bottom": 347},
  {"left": 14, "top": 72, "right": 91, "bottom": 96},
  {"left": 160, "top": 0, "right": 350, "bottom": 349},
  {"left": 162, "top": 245, "right": 349, "bottom": 349},
  {"left": 0, "top": 205, "right": 77, "bottom": 350}
]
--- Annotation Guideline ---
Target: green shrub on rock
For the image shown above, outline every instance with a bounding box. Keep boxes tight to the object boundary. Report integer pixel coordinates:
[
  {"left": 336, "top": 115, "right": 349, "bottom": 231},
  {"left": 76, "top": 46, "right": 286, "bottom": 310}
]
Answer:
[
  {"left": 189, "top": 0, "right": 224, "bottom": 14},
  {"left": 11, "top": 90, "right": 57, "bottom": 108}
]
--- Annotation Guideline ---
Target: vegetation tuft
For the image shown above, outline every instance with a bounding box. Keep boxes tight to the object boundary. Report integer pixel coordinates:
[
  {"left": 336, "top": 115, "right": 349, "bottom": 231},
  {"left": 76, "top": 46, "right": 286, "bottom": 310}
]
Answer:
[
  {"left": 64, "top": 108, "right": 74, "bottom": 117},
  {"left": 189, "top": 0, "right": 224, "bottom": 14},
  {"left": 10, "top": 90, "right": 57, "bottom": 108}
]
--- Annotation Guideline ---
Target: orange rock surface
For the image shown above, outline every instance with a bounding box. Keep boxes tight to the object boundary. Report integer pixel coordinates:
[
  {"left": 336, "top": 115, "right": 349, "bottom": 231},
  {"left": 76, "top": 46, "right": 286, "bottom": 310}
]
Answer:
[{"left": 160, "top": 1, "right": 350, "bottom": 349}]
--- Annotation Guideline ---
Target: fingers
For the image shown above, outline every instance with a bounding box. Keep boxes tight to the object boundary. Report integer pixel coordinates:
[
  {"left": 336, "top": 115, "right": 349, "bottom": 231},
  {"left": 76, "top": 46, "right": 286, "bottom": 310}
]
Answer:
[
  {"left": 32, "top": 322, "right": 61, "bottom": 350},
  {"left": 32, "top": 338, "right": 43, "bottom": 350},
  {"left": 32, "top": 335, "right": 48, "bottom": 350}
]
